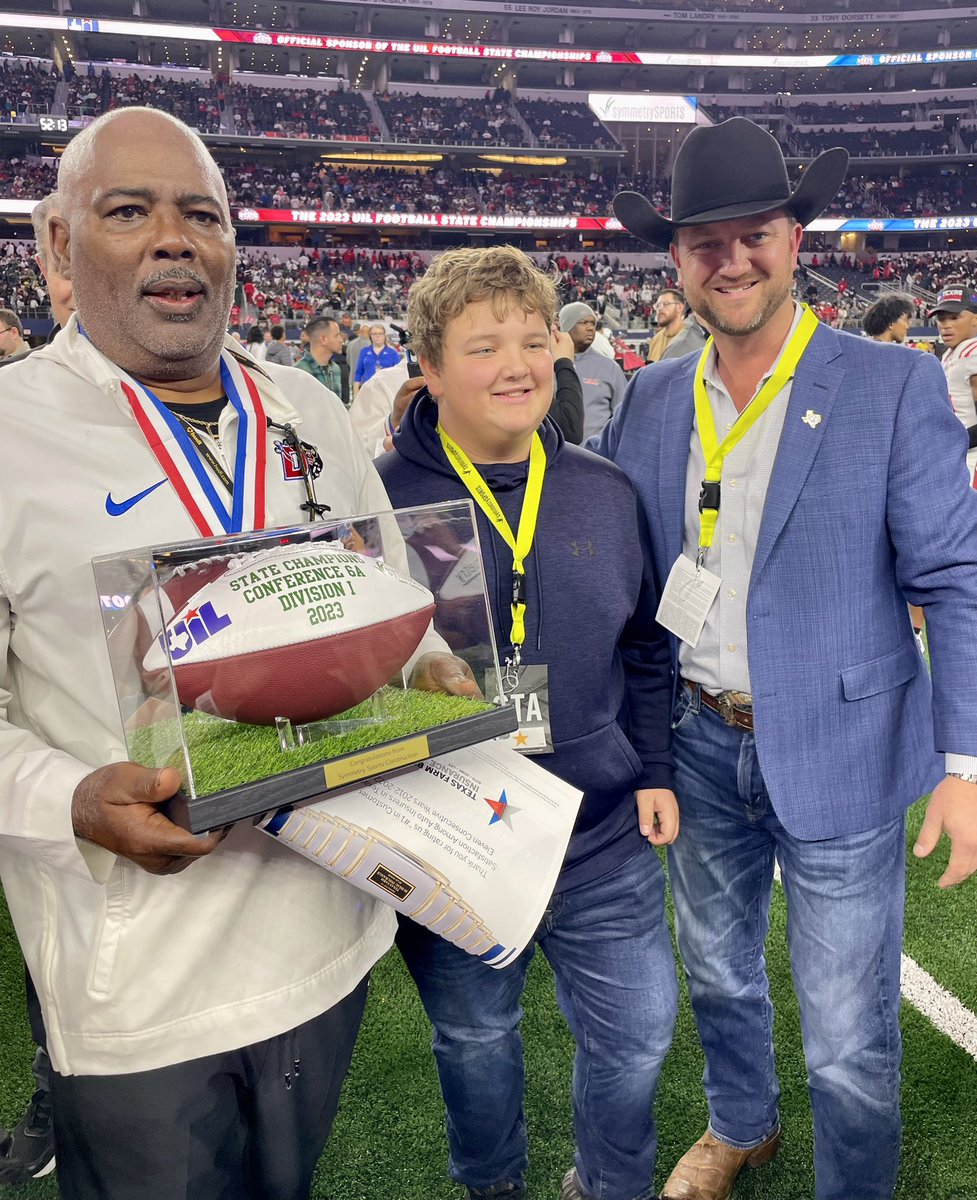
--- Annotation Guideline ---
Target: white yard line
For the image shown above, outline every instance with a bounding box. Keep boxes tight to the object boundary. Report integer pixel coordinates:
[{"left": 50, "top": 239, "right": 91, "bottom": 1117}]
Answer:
[{"left": 900, "top": 954, "right": 977, "bottom": 1064}]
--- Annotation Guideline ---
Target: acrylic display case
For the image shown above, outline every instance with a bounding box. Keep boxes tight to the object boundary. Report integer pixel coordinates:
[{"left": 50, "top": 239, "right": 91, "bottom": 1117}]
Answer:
[{"left": 92, "top": 502, "right": 516, "bottom": 832}]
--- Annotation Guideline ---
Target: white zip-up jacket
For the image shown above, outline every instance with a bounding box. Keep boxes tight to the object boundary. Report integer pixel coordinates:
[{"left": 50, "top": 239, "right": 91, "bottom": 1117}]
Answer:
[{"left": 0, "top": 319, "right": 397, "bottom": 1076}]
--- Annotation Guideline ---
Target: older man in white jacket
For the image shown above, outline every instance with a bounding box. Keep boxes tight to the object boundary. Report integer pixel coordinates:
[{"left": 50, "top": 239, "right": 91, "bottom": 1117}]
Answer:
[{"left": 0, "top": 106, "right": 470, "bottom": 1200}]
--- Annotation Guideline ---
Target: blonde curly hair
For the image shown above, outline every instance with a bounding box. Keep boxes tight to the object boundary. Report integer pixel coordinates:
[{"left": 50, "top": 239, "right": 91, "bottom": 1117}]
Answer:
[{"left": 407, "top": 245, "right": 557, "bottom": 367}]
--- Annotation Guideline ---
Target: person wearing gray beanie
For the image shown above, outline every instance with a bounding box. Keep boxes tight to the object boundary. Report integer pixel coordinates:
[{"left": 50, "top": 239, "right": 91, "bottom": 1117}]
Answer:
[
  {"left": 559, "top": 302, "right": 626, "bottom": 440},
  {"left": 558, "top": 301, "right": 597, "bottom": 333},
  {"left": 560, "top": 302, "right": 616, "bottom": 359}
]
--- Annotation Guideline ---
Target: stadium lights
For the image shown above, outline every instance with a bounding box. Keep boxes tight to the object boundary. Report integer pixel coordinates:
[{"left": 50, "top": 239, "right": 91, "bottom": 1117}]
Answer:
[
  {"left": 2, "top": 10, "right": 975, "bottom": 73},
  {"left": 480, "top": 154, "right": 569, "bottom": 166},
  {"left": 318, "top": 151, "right": 444, "bottom": 163}
]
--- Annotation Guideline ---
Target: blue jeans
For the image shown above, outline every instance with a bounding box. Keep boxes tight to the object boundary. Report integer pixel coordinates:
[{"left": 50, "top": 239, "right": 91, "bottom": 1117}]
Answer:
[
  {"left": 396, "top": 846, "right": 678, "bottom": 1200},
  {"left": 669, "top": 688, "right": 905, "bottom": 1200}
]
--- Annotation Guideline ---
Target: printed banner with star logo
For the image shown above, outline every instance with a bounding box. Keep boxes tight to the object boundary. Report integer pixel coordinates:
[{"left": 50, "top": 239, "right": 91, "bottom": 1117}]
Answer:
[{"left": 259, "top": 741, "right": 581, "bottom": 967}]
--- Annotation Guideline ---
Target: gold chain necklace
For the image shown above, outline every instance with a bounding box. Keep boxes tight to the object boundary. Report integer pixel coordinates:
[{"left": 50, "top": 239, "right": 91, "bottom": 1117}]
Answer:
[
  {"left": 176, "top": 412, "right": 222, "bottom": 438},
  {"left": 172, "top": 404, "right": 225, "bottom": 447}
]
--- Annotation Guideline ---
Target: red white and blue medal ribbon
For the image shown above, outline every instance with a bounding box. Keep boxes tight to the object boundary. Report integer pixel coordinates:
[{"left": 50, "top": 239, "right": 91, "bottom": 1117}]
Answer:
[{"left": 119, "top": 350, "right": 268, "bottom": 537}]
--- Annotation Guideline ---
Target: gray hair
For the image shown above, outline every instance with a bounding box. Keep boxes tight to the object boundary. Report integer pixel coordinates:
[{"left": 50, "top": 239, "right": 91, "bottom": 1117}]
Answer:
[{"left": 30, "top": 192, "right": 60, "bottom": 268}]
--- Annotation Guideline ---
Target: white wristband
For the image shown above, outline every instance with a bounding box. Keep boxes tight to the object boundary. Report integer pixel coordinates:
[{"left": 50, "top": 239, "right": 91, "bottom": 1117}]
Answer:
[{"left": 945, "top": 753, "right": 977, "bottom": 777}]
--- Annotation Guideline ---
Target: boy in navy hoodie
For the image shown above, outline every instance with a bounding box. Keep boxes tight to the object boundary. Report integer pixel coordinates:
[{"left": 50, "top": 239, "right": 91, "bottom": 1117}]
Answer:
[{"left": 375, "top": 246, "right": 679, "bottom": 1200}]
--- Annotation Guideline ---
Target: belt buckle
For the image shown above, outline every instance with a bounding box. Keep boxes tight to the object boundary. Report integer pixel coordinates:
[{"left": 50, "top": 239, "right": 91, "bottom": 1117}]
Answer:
[{"left": 717, "top": 692, "right": 738, "bottom": 726}]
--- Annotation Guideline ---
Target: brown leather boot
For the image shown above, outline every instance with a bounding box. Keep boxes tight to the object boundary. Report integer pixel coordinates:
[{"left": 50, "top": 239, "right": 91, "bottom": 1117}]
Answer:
[{"left": 661, "top": 1128, "right": 780, "bottom": 1200}]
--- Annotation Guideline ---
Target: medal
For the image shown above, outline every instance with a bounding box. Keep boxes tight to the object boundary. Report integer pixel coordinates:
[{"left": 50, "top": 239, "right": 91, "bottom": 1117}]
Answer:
[{"left": 120, "top": 351, "right": 269, "bottom": 537}]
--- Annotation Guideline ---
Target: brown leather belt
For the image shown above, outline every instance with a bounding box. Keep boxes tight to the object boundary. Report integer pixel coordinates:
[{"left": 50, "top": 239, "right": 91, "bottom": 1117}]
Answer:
[{"left": 683, "top": 680, "right": 754, "bottom": 732}]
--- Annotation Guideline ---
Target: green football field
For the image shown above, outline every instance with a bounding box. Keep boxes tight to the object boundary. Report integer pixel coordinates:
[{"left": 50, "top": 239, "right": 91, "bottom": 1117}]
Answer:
[{"left": 0, "top": 798, "right": 974, "bottom": 1199}]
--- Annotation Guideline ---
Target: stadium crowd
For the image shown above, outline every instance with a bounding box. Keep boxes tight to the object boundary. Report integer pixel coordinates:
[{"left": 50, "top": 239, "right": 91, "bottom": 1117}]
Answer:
[
  {"left": 0, "top": 158, "right": 57, "bottom": 200},
  {"left": 375, "top": 90, "right": 524, "bottom": 147},
  {"left": 0, "top": 241, "right": 47, "bottom": 321},
  {"left": 3, "top": 57, "right": 977, "bottom": 182},
  {"left": 788, "top": 100, "right": 943, "bottom": 124},
  {"left": 474, "top": 170, "right": 660, "bottom": 216},
  {"left": 791, "top": 127, "right": 962, "bottom": 158},
  {"left": 2, "top": 56, "right": 976, "bottom": 330},
  {"left": 232, "top": 246, "right": 429, "bottom": 322},
  {"left": 5, "top": 62, "right": 620, "bottom": 149},
  {"left": 67, "top": 71, "right": 224, "bottom": 132},
  {"left": 226, "top": 163, "right": 476, "bottom": 213},
  {"left": 0, "top": 60, "right": 59, "bottom": 120},
  {"left": 712, "top": 99, "right": 977, "bottom": 126},
  {"left": 226, "top": 84, "right": 375, "bottom": 140},
  {"left": 6, "top": 153, "right": 977, "bottom": 222},
  {"left": 3, "top": 227, "right": 975, "bottom": 329},
  {"left": 823, "top": 167, "right": 977, "bottom": 218},
  {"left": 4, "top": 156, "right": 658, "bottom": 218},
  {"left": 807, "top": 248, "right": 977, "bottom": 294},
  {"left": 518, "top": 98, "right": 620, "bottom": 149}
]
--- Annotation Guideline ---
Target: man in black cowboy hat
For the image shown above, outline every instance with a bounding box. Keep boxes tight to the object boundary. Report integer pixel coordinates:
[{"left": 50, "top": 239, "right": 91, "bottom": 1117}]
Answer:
[{"left": 594, "top": 117, "right": 977, "bottom": 1200}]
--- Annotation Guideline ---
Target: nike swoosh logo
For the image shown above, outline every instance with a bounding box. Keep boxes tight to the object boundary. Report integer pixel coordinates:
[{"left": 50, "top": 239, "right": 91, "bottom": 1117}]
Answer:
[{"left": 105, "top": 480, "right": 167, "bottom": 517}]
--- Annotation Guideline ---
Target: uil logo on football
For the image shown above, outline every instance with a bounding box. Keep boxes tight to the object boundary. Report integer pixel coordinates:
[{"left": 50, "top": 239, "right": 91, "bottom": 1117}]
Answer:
[{"left": 159, "top": 602, "right": 232, "bottom": 662}]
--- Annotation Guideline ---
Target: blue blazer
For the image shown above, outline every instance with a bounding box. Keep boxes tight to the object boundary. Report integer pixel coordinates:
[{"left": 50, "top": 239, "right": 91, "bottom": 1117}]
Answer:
[{"left": 594, "top": 322, "right": 977, "bottom": 840}]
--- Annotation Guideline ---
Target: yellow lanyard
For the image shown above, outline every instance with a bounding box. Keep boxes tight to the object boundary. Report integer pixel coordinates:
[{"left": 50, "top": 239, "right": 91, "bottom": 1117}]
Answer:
[
  {"left": 694, "top": 303, "right": 820, "bottom": 561},
  {"left": 437, "top": 425, "right": 546, "bottom": 660}
]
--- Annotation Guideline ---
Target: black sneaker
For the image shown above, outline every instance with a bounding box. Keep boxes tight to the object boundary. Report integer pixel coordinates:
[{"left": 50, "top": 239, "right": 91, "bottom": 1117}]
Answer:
[
  {"left": 0, "top": 1089, "right": 55, "bottom": 1184},
  {"left": 466, "top": 1183, "right": 525, "bottom": 1200}
]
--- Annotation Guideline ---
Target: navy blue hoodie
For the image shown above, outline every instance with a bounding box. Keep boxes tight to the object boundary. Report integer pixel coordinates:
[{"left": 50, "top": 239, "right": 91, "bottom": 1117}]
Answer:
[{"left": 375, "top": 388, "right": 673, "bottom": 890}]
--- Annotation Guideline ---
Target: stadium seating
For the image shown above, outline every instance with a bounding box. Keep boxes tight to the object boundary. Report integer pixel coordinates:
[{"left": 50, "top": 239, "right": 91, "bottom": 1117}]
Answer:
[
  {"left": 8, "top": 153, "right": 977, "bottom": 224},
  {"left": 226, "top": 84, "right": 376, "bottom": 140},
  {"left": 375, "top": 91, "right": 523, "bottom": 147},
  {"left": 0, "top": 60, "right": 58, "bottom": 122},
  {"left": 518, "top": 98, "right": 621, "bottom": 149},
  {"left": 792, "top": 128, "right": 955, "bottom": 158},
  {"left": 66, "top": 71, "right": 223, "bottom": 132}
]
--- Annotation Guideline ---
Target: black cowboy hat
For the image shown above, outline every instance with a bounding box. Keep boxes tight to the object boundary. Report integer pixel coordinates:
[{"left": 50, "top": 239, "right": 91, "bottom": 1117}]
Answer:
[{"left": 614, "top": 117, "right": 849, "bottom": 250}]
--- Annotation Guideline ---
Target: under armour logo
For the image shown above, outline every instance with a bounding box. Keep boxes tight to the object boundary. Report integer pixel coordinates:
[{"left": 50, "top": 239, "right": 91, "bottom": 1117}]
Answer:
[{"left": 570, "top": 541, "right": 596, "bottom": 557}]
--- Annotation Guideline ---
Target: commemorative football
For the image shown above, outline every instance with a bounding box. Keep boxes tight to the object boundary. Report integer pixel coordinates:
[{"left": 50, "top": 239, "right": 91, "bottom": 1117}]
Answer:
[{"left": 142, "top": 541, "right": 436, "bottom": 725}]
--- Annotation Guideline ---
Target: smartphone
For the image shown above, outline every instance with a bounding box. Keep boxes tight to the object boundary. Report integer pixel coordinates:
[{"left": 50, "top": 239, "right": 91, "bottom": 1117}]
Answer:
[{"left": 392, "top": 323, "right": 424, "bottom": 378}]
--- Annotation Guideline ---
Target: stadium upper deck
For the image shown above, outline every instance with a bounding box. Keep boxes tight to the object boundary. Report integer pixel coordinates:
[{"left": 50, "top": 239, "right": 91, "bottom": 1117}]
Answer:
[
  {"left": 3, "top": 0, "right": 977, "bottom": 93},
  {"left": 1, "top": 0, "right": 976, "bottom": 251}
]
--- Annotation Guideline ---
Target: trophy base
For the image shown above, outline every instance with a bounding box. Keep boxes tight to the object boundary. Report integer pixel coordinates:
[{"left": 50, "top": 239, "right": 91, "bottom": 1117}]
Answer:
[
  {"left": 276, "top": 691, "right": 390, "bottom": 749},
  {"left": 162, "top": 702, "right": 518, "bottom": 834}
]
